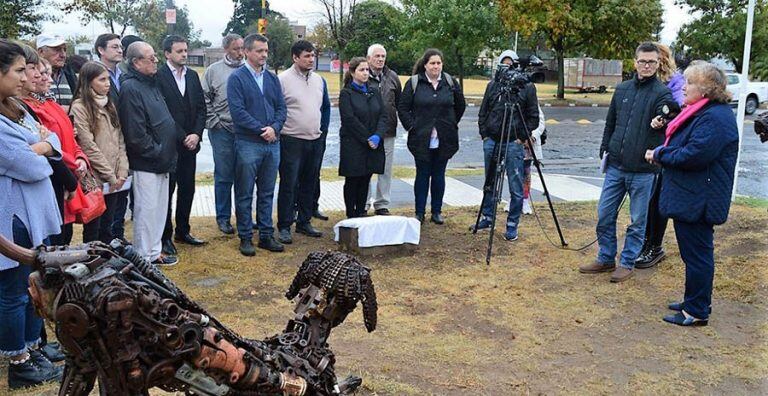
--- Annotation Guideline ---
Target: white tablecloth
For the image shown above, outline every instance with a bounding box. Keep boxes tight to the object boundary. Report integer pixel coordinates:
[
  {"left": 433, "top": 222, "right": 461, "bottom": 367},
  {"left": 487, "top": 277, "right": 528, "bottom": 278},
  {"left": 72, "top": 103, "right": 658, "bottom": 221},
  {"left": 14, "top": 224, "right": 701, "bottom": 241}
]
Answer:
[{"left": 333, "top": 216, "right": 421, "bottom": 247}]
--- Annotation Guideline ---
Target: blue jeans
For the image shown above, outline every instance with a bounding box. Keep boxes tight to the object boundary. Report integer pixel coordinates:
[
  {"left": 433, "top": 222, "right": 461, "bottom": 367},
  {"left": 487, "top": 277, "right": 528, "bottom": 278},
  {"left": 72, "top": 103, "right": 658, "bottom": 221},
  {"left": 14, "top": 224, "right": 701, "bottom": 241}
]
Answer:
[
  {"left": 596, "top": 165, "right": 655, "bottom": 268},
  {"left": 234, "top": 139, "right": 280, "bottom": 240},
  {"left": 414, "top": 149, "right": 448, "bottom": 215},
  {"left": 0, "top": 217, "right": 42, "bottom": 356},
  {"left": 480, "top": 139, "right": 525, "bottom": 237},
  {"left": 209, "top": 128, "right": 237, "bottom": 223}
]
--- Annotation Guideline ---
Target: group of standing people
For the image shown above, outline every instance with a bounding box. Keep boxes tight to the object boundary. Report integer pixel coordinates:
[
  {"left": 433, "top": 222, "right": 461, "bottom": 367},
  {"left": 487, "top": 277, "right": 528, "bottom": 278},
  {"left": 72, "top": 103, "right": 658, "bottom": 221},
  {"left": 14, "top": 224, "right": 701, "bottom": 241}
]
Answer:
[
  {"left": 578, "top": 42, "right": 739, "bottom": 327},
  {"left": 0, "top": 30, "right": 747, "bottom": 391},
  {"left": 0, "top": 31, "right": 215, "bottom": 388}
]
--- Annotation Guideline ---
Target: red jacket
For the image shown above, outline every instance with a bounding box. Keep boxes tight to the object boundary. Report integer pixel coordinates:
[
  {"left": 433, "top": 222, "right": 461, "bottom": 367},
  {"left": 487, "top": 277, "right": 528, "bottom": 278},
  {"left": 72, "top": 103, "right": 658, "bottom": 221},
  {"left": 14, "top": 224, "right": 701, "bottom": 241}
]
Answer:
[{"left": 22, "top": 97, "right": 90, "bottom": 224}]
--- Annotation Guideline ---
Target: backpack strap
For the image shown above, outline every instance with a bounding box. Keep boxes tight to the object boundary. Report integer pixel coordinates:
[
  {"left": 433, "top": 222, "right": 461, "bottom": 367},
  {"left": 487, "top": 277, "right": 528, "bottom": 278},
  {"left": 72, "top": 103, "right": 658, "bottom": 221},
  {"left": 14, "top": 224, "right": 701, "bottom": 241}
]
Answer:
[
  {"left": 410, "top": 75, "right": 419, "bottom": 97},
  {"left": 411, "top": 72, "right": 455, "bottom": 98}
]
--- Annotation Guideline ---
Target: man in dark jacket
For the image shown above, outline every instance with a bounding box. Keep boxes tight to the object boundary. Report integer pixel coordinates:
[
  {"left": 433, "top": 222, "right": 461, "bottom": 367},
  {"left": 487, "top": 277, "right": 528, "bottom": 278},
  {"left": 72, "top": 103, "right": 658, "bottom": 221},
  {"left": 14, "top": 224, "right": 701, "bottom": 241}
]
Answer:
[
  {"left": 579, "top": 42, "right": 676, "bottom": 283},
  {"left": 472, "top": 50, "right": 539, "bottom": 242},
  {"left": 157, "top": 35, "right": 208, "bottom": 256},
  {"left": 119, "top": 41, "right": 182, "bottom": 266},
  {"left": 365, "top": 44, "right": 401, "bottom": 216}
]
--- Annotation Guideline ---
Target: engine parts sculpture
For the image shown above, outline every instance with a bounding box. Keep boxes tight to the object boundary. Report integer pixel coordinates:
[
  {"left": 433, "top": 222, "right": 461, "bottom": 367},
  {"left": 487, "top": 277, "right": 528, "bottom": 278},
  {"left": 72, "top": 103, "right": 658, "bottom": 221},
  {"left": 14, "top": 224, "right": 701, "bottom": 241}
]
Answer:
[{"left": 0, "top": 236, "right": 377, "bottom": 395}]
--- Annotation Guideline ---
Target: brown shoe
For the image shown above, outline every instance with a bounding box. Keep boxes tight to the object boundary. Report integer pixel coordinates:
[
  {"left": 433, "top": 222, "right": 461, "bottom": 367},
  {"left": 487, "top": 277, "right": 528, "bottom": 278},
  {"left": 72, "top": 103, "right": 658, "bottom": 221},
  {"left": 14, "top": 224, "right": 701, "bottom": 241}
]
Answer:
[
  {"left": 579, "top": 260, "right": 616, "bottom": 274},
  {"left": 610, "top": 267, "right": 634, "bottom": 283}
]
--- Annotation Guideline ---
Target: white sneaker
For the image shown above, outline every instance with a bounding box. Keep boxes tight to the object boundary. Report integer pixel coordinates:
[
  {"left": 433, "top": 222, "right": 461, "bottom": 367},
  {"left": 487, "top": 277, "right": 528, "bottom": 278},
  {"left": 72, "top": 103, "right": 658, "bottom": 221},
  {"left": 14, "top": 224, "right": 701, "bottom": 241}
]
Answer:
[{"left": 522, "top": 199, "right": 533, "bottom": 215}]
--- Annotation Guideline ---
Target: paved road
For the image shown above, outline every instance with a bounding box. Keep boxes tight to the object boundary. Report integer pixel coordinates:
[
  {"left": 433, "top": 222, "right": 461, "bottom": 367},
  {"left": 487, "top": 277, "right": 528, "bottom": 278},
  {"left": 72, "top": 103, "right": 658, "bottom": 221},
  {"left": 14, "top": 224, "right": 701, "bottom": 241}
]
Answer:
[{"left": 196, "top": 107, "right": 767, "bottom": 198}]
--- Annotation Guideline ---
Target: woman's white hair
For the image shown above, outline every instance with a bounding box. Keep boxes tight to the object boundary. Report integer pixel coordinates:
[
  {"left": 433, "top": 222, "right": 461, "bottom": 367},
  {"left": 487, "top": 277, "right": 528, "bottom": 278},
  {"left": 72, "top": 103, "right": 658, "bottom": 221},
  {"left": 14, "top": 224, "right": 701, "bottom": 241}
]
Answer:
[{"left": 367, "top": 44, "right": 386, "bottom": 57}]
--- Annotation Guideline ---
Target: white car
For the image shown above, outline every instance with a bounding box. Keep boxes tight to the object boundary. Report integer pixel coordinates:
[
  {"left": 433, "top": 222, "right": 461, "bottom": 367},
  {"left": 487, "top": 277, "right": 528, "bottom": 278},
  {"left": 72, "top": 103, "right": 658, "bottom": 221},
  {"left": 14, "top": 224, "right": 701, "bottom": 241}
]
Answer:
[{"left": 726, "top": 73, "right": 768, "bottom": 115}]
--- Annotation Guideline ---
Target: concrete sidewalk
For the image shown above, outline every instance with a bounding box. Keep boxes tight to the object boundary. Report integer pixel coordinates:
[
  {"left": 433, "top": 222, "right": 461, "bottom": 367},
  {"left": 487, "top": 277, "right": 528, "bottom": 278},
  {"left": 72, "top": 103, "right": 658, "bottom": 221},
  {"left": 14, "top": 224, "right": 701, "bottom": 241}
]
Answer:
[{"left": 183, "top": 172, "right": 604, "bottom": 217}]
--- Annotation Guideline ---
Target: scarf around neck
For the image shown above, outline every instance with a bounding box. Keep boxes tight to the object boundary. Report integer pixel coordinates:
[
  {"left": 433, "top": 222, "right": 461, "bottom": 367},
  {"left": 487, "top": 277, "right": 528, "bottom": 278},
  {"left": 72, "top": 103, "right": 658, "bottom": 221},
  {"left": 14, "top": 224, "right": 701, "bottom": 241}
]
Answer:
[
  {"left": 664, "top": 97, "right": 710, "bottom": 146},
  {"left": 92, "top": 90, "right": 109, "bottom": 107},
  {"left": 224, "top": 55, "right": 244, "bottom": 68}
]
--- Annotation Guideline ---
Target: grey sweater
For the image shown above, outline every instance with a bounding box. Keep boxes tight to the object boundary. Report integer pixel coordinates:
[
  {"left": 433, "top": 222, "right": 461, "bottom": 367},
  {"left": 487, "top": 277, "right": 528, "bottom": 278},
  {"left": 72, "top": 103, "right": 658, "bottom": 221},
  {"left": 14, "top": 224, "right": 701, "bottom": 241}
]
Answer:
[{"left": 202, "top": 58, "right": 243, "bottom": 132}]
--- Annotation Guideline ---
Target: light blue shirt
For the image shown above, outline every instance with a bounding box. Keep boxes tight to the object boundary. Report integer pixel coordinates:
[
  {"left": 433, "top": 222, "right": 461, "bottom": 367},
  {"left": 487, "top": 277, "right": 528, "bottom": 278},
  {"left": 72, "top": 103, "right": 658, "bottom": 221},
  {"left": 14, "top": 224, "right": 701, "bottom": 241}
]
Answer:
[{"left": 244, "top": 61, "right": 265, "bottom": 93}]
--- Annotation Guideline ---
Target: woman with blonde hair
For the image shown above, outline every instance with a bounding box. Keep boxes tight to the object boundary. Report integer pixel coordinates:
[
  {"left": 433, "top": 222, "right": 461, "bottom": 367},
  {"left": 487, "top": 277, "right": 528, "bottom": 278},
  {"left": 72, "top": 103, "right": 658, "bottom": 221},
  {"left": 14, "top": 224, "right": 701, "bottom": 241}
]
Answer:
[{"left": 645, "top": 62, "right": 738, "bottom": 326}]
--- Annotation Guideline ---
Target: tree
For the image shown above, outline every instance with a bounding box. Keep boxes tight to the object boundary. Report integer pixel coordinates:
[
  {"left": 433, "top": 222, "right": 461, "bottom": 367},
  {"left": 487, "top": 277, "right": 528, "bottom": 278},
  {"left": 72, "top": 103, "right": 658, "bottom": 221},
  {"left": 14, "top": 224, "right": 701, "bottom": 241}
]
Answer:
[
  {"left": 674, "top": 0, "right": 768, "bottom": 74},
  {"left": 401, "top": 0, "right": 507, "bottom": 86},
  {"left": 62, "top": 0, "right": 143, "bottom": 35},
  {"left": 308, "top": 21, "right": 334, "bottom": 54},
  {"left": 316, "top": 0, "right": 361, "bottom": 86},
  {"left": 498, "top": 0, "right": 664, "bottom": 98},
  {"left": 344, "top": 0, "right": 411, "bottom": 74},
  {"left": 225, "top": 0, "right": 279, "bottom": 36},
  {"left": 0, "top": 0, "right": 49, "bottom": 38},
  {"left": 254, "top": 14, "right": 294, "bottom": 72},
  {"left": 133, "top": 0, "right": 204, "bottom": 53}
]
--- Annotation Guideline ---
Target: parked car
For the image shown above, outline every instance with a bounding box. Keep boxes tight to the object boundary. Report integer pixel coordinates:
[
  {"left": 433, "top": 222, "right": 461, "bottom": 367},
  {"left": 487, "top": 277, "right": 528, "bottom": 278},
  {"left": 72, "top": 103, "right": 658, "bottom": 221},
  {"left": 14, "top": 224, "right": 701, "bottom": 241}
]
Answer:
[{"left": 726, "top": 73, "right": 768, "bottom": 115}]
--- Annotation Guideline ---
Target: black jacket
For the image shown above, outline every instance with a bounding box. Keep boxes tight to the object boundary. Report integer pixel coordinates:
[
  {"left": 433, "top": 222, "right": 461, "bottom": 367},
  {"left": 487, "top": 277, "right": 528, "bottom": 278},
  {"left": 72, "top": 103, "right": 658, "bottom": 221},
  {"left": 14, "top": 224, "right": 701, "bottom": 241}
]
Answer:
[
  {"left": 601, "top": 74, "right": 676, "bottom": 173},
  {"left": 338, "top": 84, "right": 387, "bottom": 177},
  {"left": 118, "top": 66, "right": 182, "bottom": 174},
  {"left": 368, "top": 66, "right": 401, "bottom": 137},
  {"left": 156, "top": 64, "right": 207, "bottom": 156},
  {"left": 478, "top": 81, "right": 539, "bottom": 141},
  {"left": 398, "top": 72, "right": 466, "bottom": 162}
]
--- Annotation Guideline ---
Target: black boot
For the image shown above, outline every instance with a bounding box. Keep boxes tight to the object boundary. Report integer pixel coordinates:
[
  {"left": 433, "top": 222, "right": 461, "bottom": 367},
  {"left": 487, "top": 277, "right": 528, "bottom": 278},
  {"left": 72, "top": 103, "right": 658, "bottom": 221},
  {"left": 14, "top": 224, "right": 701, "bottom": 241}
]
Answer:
[
  {"left": 635, "top": 246, "right": 666, "bottom": 269},
  {"left": 8, "top": 355, "right": 62, "bottom": 390}
]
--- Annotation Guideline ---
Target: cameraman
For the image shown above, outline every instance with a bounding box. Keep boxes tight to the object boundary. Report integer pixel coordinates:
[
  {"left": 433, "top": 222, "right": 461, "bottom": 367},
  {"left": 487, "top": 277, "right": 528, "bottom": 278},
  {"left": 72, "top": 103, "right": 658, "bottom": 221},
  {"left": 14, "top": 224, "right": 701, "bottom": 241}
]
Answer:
[{"left": 472, "top": 50, "right": 539, "bottom": 241}]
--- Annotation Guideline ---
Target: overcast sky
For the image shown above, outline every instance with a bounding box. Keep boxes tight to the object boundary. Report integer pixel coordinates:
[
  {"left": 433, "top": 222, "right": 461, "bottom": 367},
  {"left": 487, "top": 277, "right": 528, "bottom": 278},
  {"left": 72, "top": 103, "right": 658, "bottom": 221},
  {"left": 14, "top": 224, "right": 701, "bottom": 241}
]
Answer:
[{"left": 41, "top": 0, "right": 691, "bottom": 47}]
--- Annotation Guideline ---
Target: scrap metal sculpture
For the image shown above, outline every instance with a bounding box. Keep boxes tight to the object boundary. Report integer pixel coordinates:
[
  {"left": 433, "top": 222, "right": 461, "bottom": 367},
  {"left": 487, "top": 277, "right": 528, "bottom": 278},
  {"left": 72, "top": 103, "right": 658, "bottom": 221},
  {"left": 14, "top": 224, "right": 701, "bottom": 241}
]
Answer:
[{"left": 0, "top": 236, "right": 377, "bottom": 395}]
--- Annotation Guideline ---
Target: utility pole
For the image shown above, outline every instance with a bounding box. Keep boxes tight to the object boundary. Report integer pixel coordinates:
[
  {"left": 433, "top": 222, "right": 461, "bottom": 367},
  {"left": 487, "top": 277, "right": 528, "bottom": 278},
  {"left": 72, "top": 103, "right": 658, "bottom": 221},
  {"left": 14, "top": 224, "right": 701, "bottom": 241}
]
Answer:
[
  {"left": 165, "top": 0, "right": 176, "bottom": 35},
  {"left": 732, "top": 0, "right": 756, "bottom": 200}
]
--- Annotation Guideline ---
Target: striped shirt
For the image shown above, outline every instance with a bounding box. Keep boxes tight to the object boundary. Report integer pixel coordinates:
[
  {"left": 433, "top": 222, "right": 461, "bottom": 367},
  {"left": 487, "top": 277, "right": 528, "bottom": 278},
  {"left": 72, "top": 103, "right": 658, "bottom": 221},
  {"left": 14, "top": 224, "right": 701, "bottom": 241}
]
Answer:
[{"left": 51, "top": 70, "right": 73, "bottom": 106}]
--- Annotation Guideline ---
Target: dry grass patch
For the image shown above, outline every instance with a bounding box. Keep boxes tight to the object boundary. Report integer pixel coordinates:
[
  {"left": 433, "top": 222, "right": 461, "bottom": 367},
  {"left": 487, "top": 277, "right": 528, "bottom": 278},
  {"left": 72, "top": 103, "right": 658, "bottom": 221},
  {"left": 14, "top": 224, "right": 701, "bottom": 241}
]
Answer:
[{"left": 1, "top": 202, "right": 765, "bottom": 395}]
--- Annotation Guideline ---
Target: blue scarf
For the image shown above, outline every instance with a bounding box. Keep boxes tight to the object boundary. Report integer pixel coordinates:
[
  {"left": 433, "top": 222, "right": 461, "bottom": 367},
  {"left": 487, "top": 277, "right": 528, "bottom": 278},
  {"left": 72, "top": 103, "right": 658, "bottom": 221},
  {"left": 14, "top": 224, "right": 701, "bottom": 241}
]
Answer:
[{"left": 350, "top": 81, "right": 368, "bottom": 93}]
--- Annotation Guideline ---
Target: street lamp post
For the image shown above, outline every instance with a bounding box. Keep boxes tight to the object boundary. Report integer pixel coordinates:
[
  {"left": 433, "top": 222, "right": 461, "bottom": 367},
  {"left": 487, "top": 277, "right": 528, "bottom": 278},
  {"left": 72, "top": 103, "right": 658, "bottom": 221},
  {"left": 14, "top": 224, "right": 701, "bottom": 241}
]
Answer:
[{"left": 732, "top": 0, "right": 756, "bottom": 200}]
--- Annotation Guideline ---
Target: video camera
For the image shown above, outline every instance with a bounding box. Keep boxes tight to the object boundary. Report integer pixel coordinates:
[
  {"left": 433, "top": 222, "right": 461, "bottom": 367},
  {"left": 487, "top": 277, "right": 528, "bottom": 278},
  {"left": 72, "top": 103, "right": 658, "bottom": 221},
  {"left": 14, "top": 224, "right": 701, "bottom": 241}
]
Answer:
[{"left": 494, "top": 63, "right": 531, "bottom": 97}]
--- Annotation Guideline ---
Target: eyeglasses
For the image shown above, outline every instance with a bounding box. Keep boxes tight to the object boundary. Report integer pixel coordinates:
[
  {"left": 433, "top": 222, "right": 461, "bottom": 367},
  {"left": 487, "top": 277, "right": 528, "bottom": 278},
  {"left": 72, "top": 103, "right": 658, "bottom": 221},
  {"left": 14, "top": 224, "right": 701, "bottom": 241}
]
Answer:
[{"left": 636, "top": 59, "right": 659, "bottom": 67}]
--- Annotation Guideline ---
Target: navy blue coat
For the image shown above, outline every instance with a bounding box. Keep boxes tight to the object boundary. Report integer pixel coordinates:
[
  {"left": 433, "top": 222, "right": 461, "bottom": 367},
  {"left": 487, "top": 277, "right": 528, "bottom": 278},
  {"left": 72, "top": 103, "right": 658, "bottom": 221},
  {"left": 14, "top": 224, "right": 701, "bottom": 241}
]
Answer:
[
  {"left": 653, "top": 102, "right": 739, "bottom": 225},
  {"left": 226, "top": 65, "right": 286, "bottom": 144}
]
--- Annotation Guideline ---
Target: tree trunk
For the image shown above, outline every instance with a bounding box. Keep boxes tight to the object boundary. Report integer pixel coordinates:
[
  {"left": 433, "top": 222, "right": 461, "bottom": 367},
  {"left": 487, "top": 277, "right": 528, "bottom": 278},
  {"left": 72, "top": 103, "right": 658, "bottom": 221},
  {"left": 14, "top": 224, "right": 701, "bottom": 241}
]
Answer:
[
  {"left": 556, "top": 38, "right": 565, "bottom": 100},
  {"left": 339, "top": 55, "right": 344, "bottom": 88}
]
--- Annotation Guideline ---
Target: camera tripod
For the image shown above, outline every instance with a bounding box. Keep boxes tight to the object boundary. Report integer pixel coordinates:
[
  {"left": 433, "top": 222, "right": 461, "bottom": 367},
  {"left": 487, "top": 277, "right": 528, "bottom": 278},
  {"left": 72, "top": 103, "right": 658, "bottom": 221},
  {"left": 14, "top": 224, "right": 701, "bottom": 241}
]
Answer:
[{"left": 472, "top": 95, "right": 567, "bottom": 265}]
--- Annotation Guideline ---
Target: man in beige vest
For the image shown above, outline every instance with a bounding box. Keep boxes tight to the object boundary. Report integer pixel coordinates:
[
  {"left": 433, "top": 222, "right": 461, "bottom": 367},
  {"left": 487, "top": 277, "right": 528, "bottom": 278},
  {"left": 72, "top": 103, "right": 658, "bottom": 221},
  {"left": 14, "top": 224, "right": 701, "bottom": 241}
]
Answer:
[{"left": 276, "top": 40, "right": 331, "bottom": 244}]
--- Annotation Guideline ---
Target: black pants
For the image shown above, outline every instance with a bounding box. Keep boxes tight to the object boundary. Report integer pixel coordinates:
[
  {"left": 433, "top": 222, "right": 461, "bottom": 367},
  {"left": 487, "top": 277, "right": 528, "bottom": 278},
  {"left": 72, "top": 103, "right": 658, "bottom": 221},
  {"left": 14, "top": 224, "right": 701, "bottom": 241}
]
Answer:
[
  {"left": 642, "top": 173, "right": 668, "bottom": 251},
  {"left": 83, "top": 190, "right": 129, "bottom": 243},
  {"left": 313, "top": 133, "right": 327, "bottom": 212},
  {"left": 164, "top": 152, "right": 197, "bottom": 241},
  {"left": 277, "top": 135, "right": 325, "bottom": 230},
  {"left": 344, "top": 174, "right": 372, "bottom": 218}
]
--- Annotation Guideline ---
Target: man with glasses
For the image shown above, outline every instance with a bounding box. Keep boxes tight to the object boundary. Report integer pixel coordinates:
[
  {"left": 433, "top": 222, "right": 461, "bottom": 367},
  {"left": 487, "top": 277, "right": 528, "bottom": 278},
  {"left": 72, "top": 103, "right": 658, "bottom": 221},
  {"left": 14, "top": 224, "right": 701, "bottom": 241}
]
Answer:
[
  {"left": 578, "top": 42, "right": 677, "bottom": 283},
  {"left": 118, "top": 41, "right": 181, "bottom": 266},
  {"left": 36, "top": 33, "right": 77, "bottom": 109},
  {"left": 94, "top": 33, "right": 123, "bottom": 101}
]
